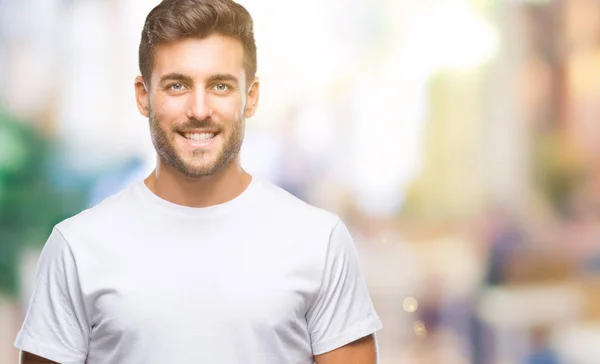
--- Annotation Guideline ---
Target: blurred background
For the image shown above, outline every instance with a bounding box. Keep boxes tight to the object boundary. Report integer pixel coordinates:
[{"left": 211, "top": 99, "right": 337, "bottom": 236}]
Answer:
[{"left": 1, "top": 0, "right": 600, "bottom": 362}]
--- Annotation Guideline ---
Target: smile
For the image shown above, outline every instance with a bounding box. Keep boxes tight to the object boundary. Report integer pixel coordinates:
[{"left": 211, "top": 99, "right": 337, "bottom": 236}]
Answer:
[
  {"left": 178, "top": 130, "right": 220, "bottom": 148},
  {"left": 183, "top": 132, "right": 216, "bottom": 141}
]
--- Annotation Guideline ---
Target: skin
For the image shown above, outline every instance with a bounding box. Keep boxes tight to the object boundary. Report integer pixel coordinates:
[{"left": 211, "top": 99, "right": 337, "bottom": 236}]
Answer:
[
  {"left": 19, "top": 352, "right": 55, "bottom": 364},
  {"left": 138, "top": 35, "right": 259, "bottom": 207},
  {"left": 21, "top": 34, "right": 377, "bottom": 364}
]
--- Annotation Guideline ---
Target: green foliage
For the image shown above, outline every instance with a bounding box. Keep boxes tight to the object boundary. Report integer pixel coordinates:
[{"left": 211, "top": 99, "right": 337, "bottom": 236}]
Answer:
[{"left": 0, "top": 109, "right": 87, "bottom": 297}]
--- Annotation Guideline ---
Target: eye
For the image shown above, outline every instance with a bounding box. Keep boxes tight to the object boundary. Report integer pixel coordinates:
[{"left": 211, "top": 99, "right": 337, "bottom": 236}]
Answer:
[
  {"left": 169, "top": 82, "right": 185, "bottom": 91},
  {"left": 212, "top": 83, "right": 230, "bottom": 92}
]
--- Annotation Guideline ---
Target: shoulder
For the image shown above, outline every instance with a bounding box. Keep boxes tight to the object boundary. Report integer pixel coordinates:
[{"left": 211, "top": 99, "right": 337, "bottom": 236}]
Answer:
[
  {"left": 54, "top": 182, "right": 138, "bottom": 241},
  {"left": 255, "top": 180, "right": 341, "bottom": 232}
]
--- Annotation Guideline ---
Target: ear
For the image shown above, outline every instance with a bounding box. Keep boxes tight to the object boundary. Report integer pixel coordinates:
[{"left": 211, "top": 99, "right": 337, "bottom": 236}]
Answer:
[
  {"left": 134, "top": 76, "right": 150, "bottom": 118},
  {"left": 244, "top": 77, "right": 260, "bottom": 118}
]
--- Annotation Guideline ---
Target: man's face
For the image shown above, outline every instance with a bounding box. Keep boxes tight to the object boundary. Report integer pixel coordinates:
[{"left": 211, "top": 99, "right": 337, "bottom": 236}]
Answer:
[{"left": 135, "top": 34, "right": 259, "bottom": 178}]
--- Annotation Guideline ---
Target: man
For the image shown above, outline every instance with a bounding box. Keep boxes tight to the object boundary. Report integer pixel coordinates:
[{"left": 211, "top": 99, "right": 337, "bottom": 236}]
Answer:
[{"left": 15, "top": 0, "right": 383, "bottom": 363}]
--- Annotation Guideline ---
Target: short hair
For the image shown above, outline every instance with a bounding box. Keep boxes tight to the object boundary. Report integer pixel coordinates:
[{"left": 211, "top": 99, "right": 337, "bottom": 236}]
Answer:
[{"left": 139, "top": 0, "right": 257, "bottom": 85}]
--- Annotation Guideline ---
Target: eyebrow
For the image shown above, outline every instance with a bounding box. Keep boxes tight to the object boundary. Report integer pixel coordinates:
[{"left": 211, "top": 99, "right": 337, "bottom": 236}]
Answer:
[
  {"left": 159, "top": 73, "right": 194, "bottom": 85},
  {"left": 206, "top": 73, "right": 239, "bottom": 85},
  {"left": 158, "top": 72, "right": 239, "bottom": 85}
]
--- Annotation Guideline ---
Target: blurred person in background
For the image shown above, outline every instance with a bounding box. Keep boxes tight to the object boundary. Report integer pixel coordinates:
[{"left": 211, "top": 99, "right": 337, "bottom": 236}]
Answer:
[{"left": 13, "top": 0, "right": 382, "bottom": 363}]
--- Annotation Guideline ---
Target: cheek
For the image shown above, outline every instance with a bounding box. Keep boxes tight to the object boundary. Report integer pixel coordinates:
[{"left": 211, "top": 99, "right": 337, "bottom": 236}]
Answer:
[
  {"left": 211, "top": 96, "right": 244, "bottom": 122},
  {"left": 153, "top": 94, "right": 188, "bottom": 121}
]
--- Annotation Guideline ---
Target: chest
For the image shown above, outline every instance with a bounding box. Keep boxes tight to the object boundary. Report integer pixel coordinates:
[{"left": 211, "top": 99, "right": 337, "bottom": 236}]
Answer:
[{"left": 85, "top": 236, "right": 317, "bottom": 342}]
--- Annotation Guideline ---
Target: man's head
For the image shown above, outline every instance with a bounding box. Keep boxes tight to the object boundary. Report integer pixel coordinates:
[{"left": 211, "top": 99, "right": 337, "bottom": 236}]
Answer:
[{"left": 134, "top": 0, "right": 259, "bottom": 178}]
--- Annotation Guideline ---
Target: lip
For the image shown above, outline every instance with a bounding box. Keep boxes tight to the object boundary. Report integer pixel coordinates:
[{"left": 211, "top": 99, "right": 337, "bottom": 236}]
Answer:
[
  {"left": 178, "top": 131, "right": 220, "bottom": 148},
  {"left": 179, "top": 128, "right": 220, "bottom": 134}
]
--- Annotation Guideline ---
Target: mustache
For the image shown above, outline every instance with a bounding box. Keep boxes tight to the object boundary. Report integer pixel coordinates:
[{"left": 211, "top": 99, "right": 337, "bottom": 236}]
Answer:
[{"left": 174, "top": 118, "right": 222, "bottom": 132}]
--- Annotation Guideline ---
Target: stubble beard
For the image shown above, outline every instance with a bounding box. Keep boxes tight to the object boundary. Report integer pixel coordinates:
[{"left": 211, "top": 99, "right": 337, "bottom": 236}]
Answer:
[{"left": 148, "top": 109, "right": 245, "bottom": 178}]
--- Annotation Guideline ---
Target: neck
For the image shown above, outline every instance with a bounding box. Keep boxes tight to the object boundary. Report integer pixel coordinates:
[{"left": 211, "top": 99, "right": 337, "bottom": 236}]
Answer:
[{"left": 144, "top": 156, "right": 252, "bottom": 208}]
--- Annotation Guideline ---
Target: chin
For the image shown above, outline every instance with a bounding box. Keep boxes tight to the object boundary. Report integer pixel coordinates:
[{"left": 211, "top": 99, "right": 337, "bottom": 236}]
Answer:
[
  {"left": 181, "top": 160, "right": 225, "bottom": 177},
  {"left": 178, "top": 165, "right": 216, "bottom": 178}
]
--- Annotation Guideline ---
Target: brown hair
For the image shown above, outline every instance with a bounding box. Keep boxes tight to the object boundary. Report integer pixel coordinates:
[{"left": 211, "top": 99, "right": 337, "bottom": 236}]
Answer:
[{"left": 139, "top": 0, "right": 257, "bottom": 85}]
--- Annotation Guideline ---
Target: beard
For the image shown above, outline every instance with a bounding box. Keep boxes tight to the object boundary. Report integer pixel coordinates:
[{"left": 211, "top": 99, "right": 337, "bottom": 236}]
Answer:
[{"left": 149, "top": 108, "right": 245, "bottom": 178}]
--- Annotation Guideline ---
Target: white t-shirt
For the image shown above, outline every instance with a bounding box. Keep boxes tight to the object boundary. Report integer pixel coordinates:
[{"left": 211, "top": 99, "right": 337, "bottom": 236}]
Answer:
[{"left": 15, "top": 178, "right": 382, "bottom": 363}]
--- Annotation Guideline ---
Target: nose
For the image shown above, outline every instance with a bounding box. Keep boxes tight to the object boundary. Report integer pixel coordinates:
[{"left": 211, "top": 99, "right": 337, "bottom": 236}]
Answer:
[{"left": 187, "top": 88, "right": 213, "bottom": 120}]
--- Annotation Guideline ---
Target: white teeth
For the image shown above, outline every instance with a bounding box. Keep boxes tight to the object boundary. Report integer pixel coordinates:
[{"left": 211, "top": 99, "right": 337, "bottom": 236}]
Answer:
[{"left": 184, "top": 132, "right": 215, "bottom": 141}]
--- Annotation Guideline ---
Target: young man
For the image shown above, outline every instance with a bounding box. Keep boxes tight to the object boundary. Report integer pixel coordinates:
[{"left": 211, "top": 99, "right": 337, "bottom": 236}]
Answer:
[{"left": 15, "top": 0, "right": 383, "bottom": 363}]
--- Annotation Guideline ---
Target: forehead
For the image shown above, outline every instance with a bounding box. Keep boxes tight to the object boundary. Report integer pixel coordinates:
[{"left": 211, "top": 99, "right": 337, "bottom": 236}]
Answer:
[{"left": 151, "top": 34, "right": 246, "bottom": 82}]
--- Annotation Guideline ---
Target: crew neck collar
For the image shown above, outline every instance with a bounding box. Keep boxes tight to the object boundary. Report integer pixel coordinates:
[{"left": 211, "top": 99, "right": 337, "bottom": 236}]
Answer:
[{"left": 134, "top": 177, "right": 259, "bottom": 217}]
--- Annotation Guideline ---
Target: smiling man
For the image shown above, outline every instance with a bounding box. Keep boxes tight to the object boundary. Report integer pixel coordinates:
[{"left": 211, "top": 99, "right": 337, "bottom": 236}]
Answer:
[{"left": 15, "top": 0, "right": 382, "bottom": 363}]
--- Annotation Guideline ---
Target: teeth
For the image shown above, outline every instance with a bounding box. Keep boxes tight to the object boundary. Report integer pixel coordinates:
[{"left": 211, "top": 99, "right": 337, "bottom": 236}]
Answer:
[{"left": 185, "top": 132, "right": 215, "bottom": 141}]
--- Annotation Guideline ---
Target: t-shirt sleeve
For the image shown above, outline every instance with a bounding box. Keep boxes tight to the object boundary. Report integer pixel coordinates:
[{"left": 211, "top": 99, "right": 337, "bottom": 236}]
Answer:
[
  {"left": 306, "top": 219, "right": 383, "bottom": 355},
  {"left": 14, "top": 228, "right": 90, "bottom": 364}
]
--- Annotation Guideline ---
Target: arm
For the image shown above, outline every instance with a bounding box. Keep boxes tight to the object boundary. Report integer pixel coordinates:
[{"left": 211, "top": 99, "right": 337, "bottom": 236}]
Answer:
[
  {"left": 307, "top": 220, "right": 382, "bottom": 359},
  {"left": 314, "top": 334, "right": 378, "bottom": 364},
  {"left": 20, "top": 351, "right": 58, "bottom": 364},
  {"left": 14, "top": 229, "right": 90, "bottom": 363}
]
